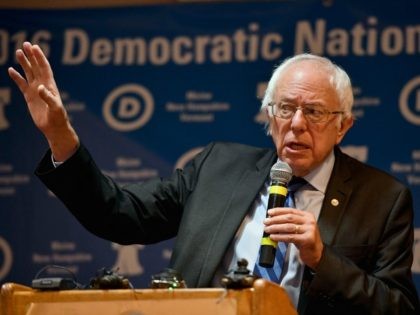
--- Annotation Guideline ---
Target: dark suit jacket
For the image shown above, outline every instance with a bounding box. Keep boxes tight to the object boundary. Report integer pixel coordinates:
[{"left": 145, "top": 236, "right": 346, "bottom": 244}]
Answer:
[{"left": 36, "top": 142, "right": 419, "bottom": 315}]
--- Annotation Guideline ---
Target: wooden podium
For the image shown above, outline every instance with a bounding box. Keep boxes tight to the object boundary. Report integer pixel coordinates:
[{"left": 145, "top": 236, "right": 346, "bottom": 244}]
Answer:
[{"left": 1, "top": 279, "right": 297, "bottom": 315}]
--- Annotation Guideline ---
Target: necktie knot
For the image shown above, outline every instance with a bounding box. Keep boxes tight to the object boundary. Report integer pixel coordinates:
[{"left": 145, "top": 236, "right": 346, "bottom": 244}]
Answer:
[
  {"left": 285, "top": 177, "right": 308, "bottom": 209},
  {"left": 288, "top": 176, "right": 307, "bottom": 193}
]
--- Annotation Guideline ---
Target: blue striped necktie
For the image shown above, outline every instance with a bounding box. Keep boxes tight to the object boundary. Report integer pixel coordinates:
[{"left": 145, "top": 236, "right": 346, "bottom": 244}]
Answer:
[{"left": 253, "top": 177, "right": 307, "bottom": 283}]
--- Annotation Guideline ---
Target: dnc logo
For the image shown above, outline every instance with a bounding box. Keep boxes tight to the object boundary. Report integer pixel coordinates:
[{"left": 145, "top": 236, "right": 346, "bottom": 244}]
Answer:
[
  {"left": 103, "top": 84, "right": 154, "bottom": 132},
  {"left": 174, "top": 147, "right": 204, "bottom": 170},
  {"left": 413, "top": 229, "right": 420, "bottom": 274},
  {"left": 399, "top": 76, "right": 420, "bottom": 126},
  {"left": 0, "top": 236, "right": 13, "bottom": 281},
  {"left": 0, "top": 88, "right": 11, "bottom": 131}
]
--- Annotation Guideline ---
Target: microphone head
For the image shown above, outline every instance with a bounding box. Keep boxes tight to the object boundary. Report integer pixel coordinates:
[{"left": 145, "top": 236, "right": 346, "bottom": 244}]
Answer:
[{"left": 270, "top": 161, "right": 293, "bottom": 185}]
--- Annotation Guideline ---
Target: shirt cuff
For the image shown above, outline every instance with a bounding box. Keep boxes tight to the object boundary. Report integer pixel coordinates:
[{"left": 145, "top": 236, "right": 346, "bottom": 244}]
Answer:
[{"left": 51, "top": 154, "right": 64, "bottom": 168}]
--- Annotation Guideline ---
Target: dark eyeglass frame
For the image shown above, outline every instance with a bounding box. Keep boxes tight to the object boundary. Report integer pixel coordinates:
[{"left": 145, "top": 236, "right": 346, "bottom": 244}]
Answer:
[{"left": 267, "top": 102, "right": 345, "bottom": 124}]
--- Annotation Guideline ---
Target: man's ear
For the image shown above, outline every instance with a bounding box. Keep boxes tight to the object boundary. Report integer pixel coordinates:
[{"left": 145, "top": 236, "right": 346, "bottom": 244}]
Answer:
[{"left": 336, "top": 116, "right": 354, "bottom": 144}]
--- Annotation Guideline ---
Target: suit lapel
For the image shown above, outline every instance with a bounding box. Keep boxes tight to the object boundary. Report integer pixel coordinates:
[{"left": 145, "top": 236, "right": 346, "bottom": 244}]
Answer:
[
  {"left": 298, "top": 148, "right": 353, "bottom": 314},
  {"left": 196, "top": 149, "right": 277, "bottom": 286},
  {"left": 317, "top": 148, "right": 353, "bottom": 245}
]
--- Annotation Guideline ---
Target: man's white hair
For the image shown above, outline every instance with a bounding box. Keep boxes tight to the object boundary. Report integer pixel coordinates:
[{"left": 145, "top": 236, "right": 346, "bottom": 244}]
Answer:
[{"left": 261, "top": 54, "right": 354, "bottom": 134}]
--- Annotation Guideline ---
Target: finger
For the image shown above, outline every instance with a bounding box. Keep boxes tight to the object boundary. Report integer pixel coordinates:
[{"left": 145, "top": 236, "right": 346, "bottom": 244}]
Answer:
[
  {"left": 38, "top": 85, "right": 60, "bottom": 109},
  {"left": 268, "top": 207, "right": 305, "bottom": 217},
  {"left": 22, "top": 42, "right": 41, "bottom": 77},
  {"left": 270, "top": 232, "right": 303, "bottom": 245},
  {"left": 265, "top": 222, "right": 299, "bottom": 235},
  {"left": 8, "top": 67, "right": 28, "bottom": 93},
  {"left": 265, "top": 213, "right": 305, "bottom": 226},
  {"left": 32, "top": 44, "right": 53, "bottom": 77},
  {"left": 290, "top": 223, "right": 301, "bottom": 234},
  {"left": 15, "top": 49, "right": 34, "bottom": 82},
  {"left": 293, "top": 224, "right": 310, "bottom": 236},
  {"left": 271, "top": 234, "right": 297, "bottom": 244}
]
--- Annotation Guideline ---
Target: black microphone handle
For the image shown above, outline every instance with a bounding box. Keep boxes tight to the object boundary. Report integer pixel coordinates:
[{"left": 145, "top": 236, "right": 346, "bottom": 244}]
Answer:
[{"left": 258, "top": 182, "right": 287, "bottom": 268}]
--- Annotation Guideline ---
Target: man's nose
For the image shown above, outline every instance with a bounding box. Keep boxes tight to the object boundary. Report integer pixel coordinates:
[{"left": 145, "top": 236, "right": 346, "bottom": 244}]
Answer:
[{"left": 290, "top": 108, "right": 308, "bottom": 130}]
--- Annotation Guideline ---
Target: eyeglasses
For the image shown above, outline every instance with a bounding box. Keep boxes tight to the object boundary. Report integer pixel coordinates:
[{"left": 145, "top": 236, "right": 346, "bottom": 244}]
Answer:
[{"left": 267, "top": 102, "right": 345, "bottom": 124}]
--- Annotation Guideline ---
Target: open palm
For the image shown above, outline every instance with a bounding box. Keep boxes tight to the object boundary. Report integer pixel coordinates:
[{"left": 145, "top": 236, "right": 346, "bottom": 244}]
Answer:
[
  {"left": 8, "top": 42, "right": 68, "bottom": 137},
  {"left": 8, "top": 42, "right": 79, "bottom": 161}
]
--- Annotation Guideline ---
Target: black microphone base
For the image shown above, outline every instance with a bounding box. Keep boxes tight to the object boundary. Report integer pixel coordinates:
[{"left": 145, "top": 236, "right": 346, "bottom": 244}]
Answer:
[{"left": 258, "top": 245, "right": 276, "bottom": 268}]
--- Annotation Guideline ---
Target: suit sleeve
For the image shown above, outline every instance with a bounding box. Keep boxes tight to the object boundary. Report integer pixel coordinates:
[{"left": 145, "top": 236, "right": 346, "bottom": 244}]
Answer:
[
  {"left": 35, "top": 142, "right": 214, "bottom": 245},
  {"left": 303, "top": 187, "right": 419, "bottom": 315}
]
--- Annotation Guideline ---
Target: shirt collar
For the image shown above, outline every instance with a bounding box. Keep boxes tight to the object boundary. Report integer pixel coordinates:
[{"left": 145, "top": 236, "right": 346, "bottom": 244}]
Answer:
[
  {"left": 275, "top": 150, "right": 335, "bottom": 194},
  {"left": 303, "top": 150, "right": 335, "bottom": 194}
]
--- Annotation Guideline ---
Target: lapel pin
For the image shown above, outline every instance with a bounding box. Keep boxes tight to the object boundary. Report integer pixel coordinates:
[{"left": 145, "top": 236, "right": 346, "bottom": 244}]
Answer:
[{"left": 331, "top": 198, "right": 339, "bottom": 207}]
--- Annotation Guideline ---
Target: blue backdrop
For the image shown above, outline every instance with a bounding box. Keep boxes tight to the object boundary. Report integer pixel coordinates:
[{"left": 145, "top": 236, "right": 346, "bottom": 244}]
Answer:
[{"left": 0, "top": 0, "right": 419, "bottom": 296}]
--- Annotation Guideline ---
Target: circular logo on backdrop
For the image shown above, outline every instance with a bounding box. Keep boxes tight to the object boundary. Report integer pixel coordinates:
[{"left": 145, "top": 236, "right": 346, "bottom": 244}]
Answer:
[
  {"left": 399, "top": 76, "right": 420, "bottom": 126},
  {"left": 413, "top": 228, "right": 420, "bottom": 274},
  {"left": 0, "top": 237, "right": 13, "bottom": 280},
  {"left": 0, "top": 88, "right": 11, "bottom": 131},
  {"left": 174, "top": 147, "right": 204, "bottom": 170},
  {"left": 103, "top": 84, "right": 154, "bottom": 132}
]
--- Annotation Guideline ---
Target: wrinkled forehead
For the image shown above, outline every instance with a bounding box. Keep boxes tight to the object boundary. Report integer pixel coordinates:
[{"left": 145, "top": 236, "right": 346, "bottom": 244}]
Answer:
[{"left": 274, "top": 62, "right": 339, "bottom": 105}]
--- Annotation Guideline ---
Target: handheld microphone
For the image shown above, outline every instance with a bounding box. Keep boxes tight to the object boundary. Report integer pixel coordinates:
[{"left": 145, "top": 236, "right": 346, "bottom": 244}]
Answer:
[{"left": 258, "top": 161, "right": 292, "bottom": 267}]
